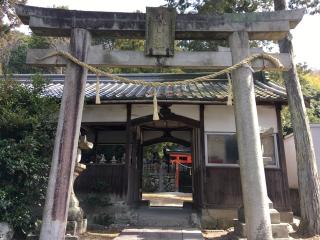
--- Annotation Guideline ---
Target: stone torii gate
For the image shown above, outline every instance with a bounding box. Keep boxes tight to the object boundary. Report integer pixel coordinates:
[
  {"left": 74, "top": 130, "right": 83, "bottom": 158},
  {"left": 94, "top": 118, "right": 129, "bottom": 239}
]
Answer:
[{"left": 16, "top": 4, "right": 304, "bottom": 240}]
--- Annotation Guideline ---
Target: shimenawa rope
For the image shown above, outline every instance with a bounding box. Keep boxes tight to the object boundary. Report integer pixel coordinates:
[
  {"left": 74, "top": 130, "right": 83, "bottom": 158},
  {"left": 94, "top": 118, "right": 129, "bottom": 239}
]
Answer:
[{"left": 37, "top": 50, "right": 284, "bottom": 120}]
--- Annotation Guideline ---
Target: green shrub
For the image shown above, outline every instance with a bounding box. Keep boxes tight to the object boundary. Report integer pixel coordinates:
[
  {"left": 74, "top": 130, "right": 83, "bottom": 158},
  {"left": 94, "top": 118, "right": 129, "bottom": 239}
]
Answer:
[{"left": 0, "top": 74, "right": 58, "bottom": 236}]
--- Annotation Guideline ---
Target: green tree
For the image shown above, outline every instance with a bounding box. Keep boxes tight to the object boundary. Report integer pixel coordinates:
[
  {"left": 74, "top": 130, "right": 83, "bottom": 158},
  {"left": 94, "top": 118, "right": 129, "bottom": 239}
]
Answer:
[
  {"left": 5, "top": 34, "right": 53, "bottom": 74},
  {"left": 0, "top": 0, "right": 27, "bottom": 35},
  {"left": 289, "top": 0, "right": 320, "bottom": 14},
  {"left": 0, "top": 74, "right": 58, "bottom": 238},
  {"left": 280, "top": 64, "right": 320, "bottom": 135}
]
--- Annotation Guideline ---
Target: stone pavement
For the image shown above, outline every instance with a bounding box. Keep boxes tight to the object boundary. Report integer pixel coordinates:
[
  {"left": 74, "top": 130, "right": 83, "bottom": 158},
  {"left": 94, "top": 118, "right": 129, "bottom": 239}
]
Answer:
[
  {"left": 142, "top": 192, "right": 192, "bottom": 207},
  {"left": 114, "top": 228, "right": 203, "bottom": 240}
]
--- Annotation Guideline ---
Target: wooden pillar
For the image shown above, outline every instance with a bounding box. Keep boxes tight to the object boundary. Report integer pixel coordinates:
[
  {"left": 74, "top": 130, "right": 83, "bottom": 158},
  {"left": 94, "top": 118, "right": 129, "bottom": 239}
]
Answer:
[
  {"left": 126, "top": 104, "right": 133, "bottom": 204},
  {"left": 199, "top": 104, "right": 205, "bottom": 207},
  {"left": 229, "top": 31, "right": 272, "bottom": 240},
  {"left": 275, "top": 103, "right": 291, "bottom": 210},
  {"left": 39, "top": 28, "right": 91, "bottom": 240}
]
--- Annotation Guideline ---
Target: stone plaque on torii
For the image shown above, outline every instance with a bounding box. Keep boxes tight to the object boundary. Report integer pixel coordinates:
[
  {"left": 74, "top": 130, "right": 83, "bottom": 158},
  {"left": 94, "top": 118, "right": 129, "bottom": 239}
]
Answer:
[{"left": 15, "top": 4, "right": 304, "bottom": 240}]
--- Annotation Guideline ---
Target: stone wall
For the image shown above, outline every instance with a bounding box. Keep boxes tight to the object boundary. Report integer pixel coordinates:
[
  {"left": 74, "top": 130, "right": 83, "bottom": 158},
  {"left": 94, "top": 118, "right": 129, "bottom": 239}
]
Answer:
[
  {"left": 142, "top": 162, "right": 176, "bottom": 192},
  {"left": 77, "top": 193, "right": 137, "bottom": 229},
  {"left": 142, "top": 172, "right": 176, "bottom": 192}
]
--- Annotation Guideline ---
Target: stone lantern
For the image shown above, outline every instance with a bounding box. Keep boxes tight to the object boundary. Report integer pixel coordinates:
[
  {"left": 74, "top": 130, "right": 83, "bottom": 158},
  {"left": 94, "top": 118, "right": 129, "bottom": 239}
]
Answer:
[{"left": 66, "top": 135, "right": 93, "bottom": 238}]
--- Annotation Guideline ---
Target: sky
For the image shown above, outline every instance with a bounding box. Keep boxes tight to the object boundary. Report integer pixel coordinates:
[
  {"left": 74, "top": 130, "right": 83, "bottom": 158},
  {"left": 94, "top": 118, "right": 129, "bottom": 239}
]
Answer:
[{"left": 18, "top": 0, "right": 320, "bottom": 70}]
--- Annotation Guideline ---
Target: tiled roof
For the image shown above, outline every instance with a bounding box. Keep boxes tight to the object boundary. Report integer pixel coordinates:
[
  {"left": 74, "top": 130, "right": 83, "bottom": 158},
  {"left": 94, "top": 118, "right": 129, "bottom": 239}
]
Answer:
[{"left": 8, "top": 73, "right": 287, "bottom": 104}]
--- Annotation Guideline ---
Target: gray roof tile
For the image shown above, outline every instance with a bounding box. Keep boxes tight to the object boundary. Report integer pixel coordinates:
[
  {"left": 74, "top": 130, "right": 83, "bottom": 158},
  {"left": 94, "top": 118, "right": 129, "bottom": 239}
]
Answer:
[{"left": 6, "top": 73, "right": 287, "bottom": 104}]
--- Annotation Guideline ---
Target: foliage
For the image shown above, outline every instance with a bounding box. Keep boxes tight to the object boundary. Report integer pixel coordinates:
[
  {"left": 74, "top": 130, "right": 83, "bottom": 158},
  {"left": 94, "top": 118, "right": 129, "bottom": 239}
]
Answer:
[
  {"left": 165, "top": 0, "right": 274, "bottom": 52},
  {"left": 92, "top": 37, "right": 183, "bottom": 73},
  {"left": 0, "top": 0, "right": 27, "bottom": 35},
  {"left": 0, "top": 74, "right": 58, "bottom": 236},
  {"left": 3, "top": 34, "right": 65, "bottom": 75},
  {"left": 143, "top": 142, "right": 179, "bottom": 160},
  {"left": 166, "top": 0, "right": 273, "bottom": 13},
  {"left": 289, "top": 0, "right": 320, "bottom": 14},
  {"left": 165, "top": 0, "right": 320, "bottom": 14},
  {"left": 279, "top": 64, "right": 320, "bottom": 135},
  {"left": 0, "top": 30, "right": 25, "bottom": 75},
  {"left": 142, "top": 174, "right": 158, "bottom": 192}
]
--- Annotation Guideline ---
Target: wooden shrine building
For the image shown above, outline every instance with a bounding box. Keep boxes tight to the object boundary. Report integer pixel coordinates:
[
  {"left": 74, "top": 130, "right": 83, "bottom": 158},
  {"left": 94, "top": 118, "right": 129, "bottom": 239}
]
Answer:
[{"left": 15, "top": 4, "right": 304, "bottom": 240}]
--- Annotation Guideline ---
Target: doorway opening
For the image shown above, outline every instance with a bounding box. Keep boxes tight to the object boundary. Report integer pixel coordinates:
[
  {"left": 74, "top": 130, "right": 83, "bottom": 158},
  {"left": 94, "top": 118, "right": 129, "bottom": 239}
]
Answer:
[{"left": 141, "top": 142, "right": 193, "bottom": 207}]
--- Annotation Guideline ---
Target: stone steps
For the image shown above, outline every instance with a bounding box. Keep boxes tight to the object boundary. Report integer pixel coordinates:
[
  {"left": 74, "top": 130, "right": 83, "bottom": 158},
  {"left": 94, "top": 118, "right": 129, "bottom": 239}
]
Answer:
[
  {"left": 234, "top": 200, "right": 290, "bottom": 239},
  {"left": 234, "top": 222, "right": 289, "bottom": 239},
  {"left": 114, "top": 228, "right": 204, "bottom": 240},
  {"left": 135, "top": 206, "right": 198, "bottom": 228}
]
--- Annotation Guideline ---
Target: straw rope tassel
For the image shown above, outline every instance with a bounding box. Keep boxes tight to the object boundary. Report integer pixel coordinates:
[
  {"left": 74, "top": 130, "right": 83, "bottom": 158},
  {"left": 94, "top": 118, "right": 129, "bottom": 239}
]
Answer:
[
  {"left": 227, "top": 73, "right": 233, "bottom": 106},
  {"left": 153, "top": 88, "right": 159, "bottom": 121},
  {"left": 95, "top": 74, "right": 101, "bottom": 104}
]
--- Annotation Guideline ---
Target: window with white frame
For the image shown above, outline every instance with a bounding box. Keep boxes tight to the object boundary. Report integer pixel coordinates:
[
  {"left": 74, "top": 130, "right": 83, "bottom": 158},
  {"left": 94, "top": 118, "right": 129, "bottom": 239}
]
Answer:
[{"left": 205, "top": 132, "right": 279, "bottom": 168}]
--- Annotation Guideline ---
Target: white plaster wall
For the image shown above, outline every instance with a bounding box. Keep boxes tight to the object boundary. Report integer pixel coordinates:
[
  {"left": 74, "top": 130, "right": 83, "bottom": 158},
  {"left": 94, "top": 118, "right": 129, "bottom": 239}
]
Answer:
[
  {"left": 204, "top": 105, "right": 278, "bottom": 133},
  {"left": 285, "top": 124, "right": 320, "bottom": 189},
  {"left": 82, "top": 104, "right": 127, "bottom": 122},
  {"left": 131, "top": 104, "right": 153, "bottom": 119},
  {"left": 171, "top": 105, "right": 199, "bottom": 120},
  {"left": 82, "top": 104, "right": 198, "bottom": 122},
  {"left": 82, "top": 104, "right": 278, "bottom": 131},
  {"left": 284, "top": 134, "right": 298, "bottom": 189}
]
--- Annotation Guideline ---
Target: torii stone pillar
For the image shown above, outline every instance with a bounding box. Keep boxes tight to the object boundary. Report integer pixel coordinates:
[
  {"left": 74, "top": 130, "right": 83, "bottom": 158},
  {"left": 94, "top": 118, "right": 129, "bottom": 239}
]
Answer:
[
  {"left": 229, "top": 31, "right": 273, "bottom": 239},
  {"left": 40, "top": 28, "right": 91, "bottom": 240}
]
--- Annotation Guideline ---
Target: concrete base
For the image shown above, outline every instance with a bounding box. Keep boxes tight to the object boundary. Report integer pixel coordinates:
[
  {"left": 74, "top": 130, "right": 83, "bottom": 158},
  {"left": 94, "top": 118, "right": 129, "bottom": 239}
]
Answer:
[
  {"left": 201, "top": 208, "right": 238, "bottom": 229},
  {"left": 234, "top": 201, "right": 290, "bottom": 239},
  {"left": 201, "top": 207, "right": 294, "bottom": 230},
  {"left": 234, "top": 221, "right": 289, "bottom": 239},
  {"left": 280, "top": 211, "right": 294, "bottom": 223}
]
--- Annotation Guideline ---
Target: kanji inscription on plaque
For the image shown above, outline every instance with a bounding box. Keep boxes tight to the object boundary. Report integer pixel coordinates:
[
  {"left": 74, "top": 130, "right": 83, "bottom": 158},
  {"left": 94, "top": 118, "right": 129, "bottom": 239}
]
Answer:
[{"left": 145, "top": 7, "right": 176, "bottom": 57}]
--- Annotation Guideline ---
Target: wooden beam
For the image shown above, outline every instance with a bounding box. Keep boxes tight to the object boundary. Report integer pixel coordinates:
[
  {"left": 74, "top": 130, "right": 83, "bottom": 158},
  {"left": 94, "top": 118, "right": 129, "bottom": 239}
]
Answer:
[
  {"left": 27, "top": 47, "right": 292, "bottom": 70},
  {"left": 143, "top": 135, "right": 191, "bottom": 147},
  {"left": 16, "top": 4, "right": 304, "bottom": 40},
  {"left": 131, "top": 113, "right": 200, "bottom": 128},
  {"left": 39, "top": 28, "right": 91, "bottom": 240}
]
